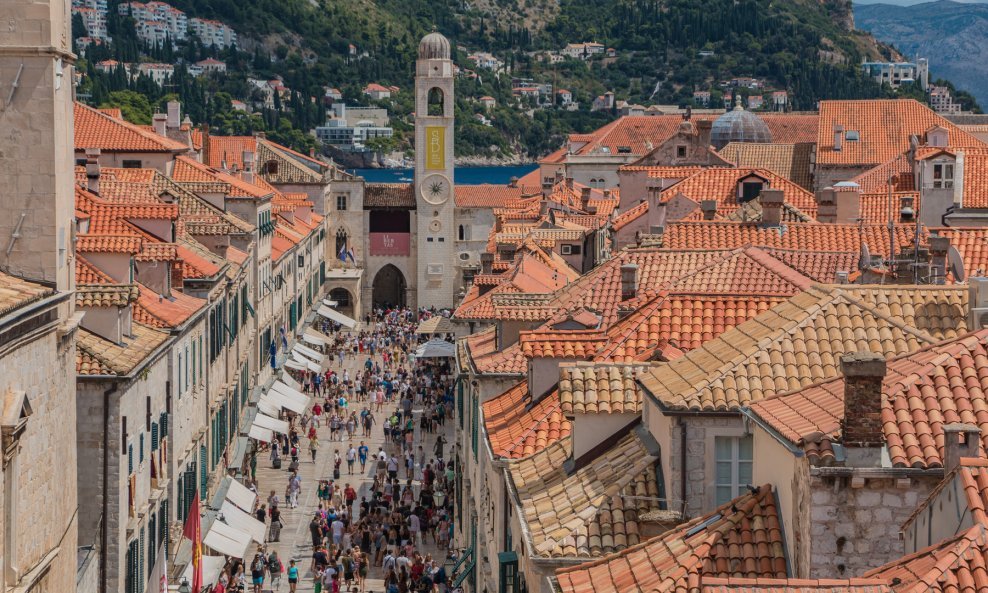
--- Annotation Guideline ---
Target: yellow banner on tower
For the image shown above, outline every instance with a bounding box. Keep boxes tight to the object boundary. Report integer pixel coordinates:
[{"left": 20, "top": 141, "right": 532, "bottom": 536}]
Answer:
[{"left": 425, "top": 126, "right": 445, "bottom": 170}]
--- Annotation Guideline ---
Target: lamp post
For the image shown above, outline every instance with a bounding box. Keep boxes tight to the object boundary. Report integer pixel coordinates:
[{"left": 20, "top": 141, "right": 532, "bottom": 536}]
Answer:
[{"left": 178, "top": 577, "right": 191, "bottom": 593}]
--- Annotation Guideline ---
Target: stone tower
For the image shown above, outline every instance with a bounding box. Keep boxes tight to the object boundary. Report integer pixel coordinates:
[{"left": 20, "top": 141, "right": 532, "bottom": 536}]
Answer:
[
  {"left": 414, "top": 30, "right": 456, "bottom": 309},
  {"left": 0, "top": 0, "right": 76, "bottom": 293}
]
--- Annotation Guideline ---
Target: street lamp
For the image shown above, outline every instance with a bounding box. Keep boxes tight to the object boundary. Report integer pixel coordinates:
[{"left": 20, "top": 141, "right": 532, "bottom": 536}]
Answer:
[{"left": 178, "top": 578, "right": 191, "bottom": 593}]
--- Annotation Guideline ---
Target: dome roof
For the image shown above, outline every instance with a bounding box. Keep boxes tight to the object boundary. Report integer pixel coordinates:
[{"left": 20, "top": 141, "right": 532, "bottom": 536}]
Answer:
[
  {"left": 710, "top": 104, "right": 772, "bottom": 149},
  {"left": 418, "top": 31, "right": 451, "bottom": 61}
]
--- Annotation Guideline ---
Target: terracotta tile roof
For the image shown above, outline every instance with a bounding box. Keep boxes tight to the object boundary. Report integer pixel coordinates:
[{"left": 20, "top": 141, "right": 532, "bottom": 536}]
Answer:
[
  {"left": 960, "top": 152, "right": 988, "bottom": 208},
  {"left": 76, "top": 234, "right": 143, "bottom": 255},
  {"left": 660, "top": 221, "right": 921, "bottom": 258},
  {"left": 660, "top": 168, "right": 818, "bottom": 218},
  {"left": 203, "top": 135, "right": 257, "bottom": 169},
  {"left": 760, "top": 114, "right": 821, "bottom": 144},
  {"left": 612, "top": 201, "right": 649, "bottom": 231},
  {"left": 723, "top": 197, "right": 815, "bottom": 224},
  {"left": 0, "top": 272, "right": 55, "bottom": 318},
  {"left": 748, "top": 327, "right": 985, "bottom": 469},
  {"left": 559, "top": 363, "right": 649, "bottom": 414},
  {"left": 134, "top": 242, "right": 179, "bottom": 262},
  {"left": 176, "top": 243, "right": 223, "bottom": 279},
  {"left": 75, "top": 256, "right": 114, "bottom": 285},
  {"left": 850, "top": 155, "right": 916, "bottom": 194},
  {"left": 554, "top": 485, "right": 787, "bottom": 593},
  {"left": 816, "top": 100, "right": 984, "bottom": 167},
  {"left": 75, "top": 284, "right": 139, "bottom": 308},
  {"left": 483, "top": 382, "right": 571, "bottom": 460},
  {"left": 931, "top": 228, "right": 988, "bottom": 277},
  {"left": 76, "top": 322, "right": 169, "bottom": 376},
  {"left": 364, "top": 183, "right": 415, "bottom": 208},
  {"left": 271, "top": 233, "right": 294, "bottom": 261},
  {"left": 718, "top": 143, "right": 815, "bottom": 190},
  {"left": 856, "top": 191, "right": 922, "bottom": 225},
  {"left": 133, "top": 283, "right": 205, "bottom": 328},
  {"left": 510, "top": 430, "right": 661, "bottom": 558},
  {"left": 759, "top": 249, "right": 859, "bottom": 283},
  {"left": 463, "top": 326, "right": 527, "bottom": 375},
  {"left": 226, "top": 246, "right": 249, "bottom": 265},
  {"left": 638, "top": 284, "right": 967, "bottom": 412},
  {"left": 863, "top": 525, "right": 988, "bottom": 593},
  {"left": 520, "top": 330, "right": 606, "bottom": 359},
  {"left": 700, "top": 578, "right": 891, "bottom": 593},
  {"left": 454, "top": 184, "right": 539, "bottom": 208},
  {"left": 74, "top": 102, "right": 188, "bottom": 153}
]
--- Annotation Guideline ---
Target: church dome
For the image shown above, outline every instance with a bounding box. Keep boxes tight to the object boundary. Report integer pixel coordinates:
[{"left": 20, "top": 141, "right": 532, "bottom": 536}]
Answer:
[
  {"left": 710, "top": 104, "right": 772, "bottom": 149},
  {"left": 418, "top": 31, "right": 451, "bottom": 61}
]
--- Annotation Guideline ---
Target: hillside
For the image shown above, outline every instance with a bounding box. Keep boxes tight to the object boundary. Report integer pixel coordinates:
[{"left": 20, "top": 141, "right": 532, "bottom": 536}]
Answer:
[
  {"left": 76, "top": 0, "right": 954, "bottom": 159},
  {"left": 855, "top": 0, "right": 988, "bottom": 107}
]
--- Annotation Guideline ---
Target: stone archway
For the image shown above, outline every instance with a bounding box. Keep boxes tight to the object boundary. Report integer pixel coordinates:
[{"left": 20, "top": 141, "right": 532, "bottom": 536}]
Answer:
[
  {"left": 372, "top": 264, "right": 407, "bottom": 309},
  {"left": 328, "top": 287, "right": 355, "bottom": 317}
]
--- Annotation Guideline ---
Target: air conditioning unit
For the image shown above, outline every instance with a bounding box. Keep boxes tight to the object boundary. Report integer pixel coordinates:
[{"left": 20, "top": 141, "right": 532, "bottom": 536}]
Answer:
[{"left": 970, "top": 308, "right": 988, "bottom": 330}]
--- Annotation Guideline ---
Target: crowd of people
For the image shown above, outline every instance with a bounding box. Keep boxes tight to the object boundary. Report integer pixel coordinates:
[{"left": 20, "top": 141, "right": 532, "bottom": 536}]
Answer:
[{"left": 217, "top": 307, "right": 459, "bottom": 593}]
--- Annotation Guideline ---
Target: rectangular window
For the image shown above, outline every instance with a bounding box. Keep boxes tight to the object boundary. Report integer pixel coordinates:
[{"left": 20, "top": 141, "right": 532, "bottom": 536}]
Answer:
[
  {"left": 714, "top": 435, "right": 753, "bottom": 505},
  {"left": 191, "top": 340, "right": 196, "bottom": 385},
  {"left": 933, "top": 163, "right": 954, "bottom": 189},
  {"left": 122, "top": 159, "right": 142, "bottom": 169},
  {"left": 178, "top": 353, "right": 183, "bottom": 393},
  {"left": 337, "top": 195, "right": 347, "bottom": 211}
]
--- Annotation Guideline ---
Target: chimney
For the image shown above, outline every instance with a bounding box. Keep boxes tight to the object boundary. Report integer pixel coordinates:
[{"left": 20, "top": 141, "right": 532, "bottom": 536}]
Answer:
[
  {"left": 508, "top": 176, "right": 519, "bottom": 189},
  {"left": 968, "top": 277, "right": 988, "bottom": 329},
  {"left": 166, "top": 100, "right": 181, "bottom": 130},
  {"left": 760, "top": 189, "right": 785, "bottom": 227},
  {"left": 242, "top": 150, "right": 255, "bottom": 183},
  {"left": 480, "top": 253, "right": 494, "bottom": 275},
  {"left": 696, "top": 119, "right": 713, "bottom": 147},
  {"left": 816, "top": 188, "right": 837, "bottom": 223},
  {"left": 620, "top": 263, "right": 638, "bottom": 301},
  {"left": 152, "top": 113, "right": 167, "bottom": 137},
  {"left": 566, "top": 177, "right": 574, "bottom": 190},
  {"left": 309, "top": 147, "right": 316, "bottom": 158},
  {"left": 580, "top": 186, "right": 591, "bottom": 208},
  {"left": 899, "top": 195, "right": 915, "bottom": 223},
  {"left": 835, "top": 186, "right": 861, "bottom": 224},
  {"left": 841, "top": 352, "right": 887, "bottom": 450},
  {"left": 170, "top": 261, "right": 184, "bottom": 294},
  {"left": 700, "top": 200, "right": 717, "bottom": 221},
  {"left": 929, "top": 236, "right": 949, "bottom": 284},
  {"left": 85, "top": 148, "right": 101, "bottom": 195},
  {"left": 201, "top": 123, "right": 211, "bottom": 165},
  {"left": 833, "top": 124, "right": 844, "bottom": 152},
  {"left": 943, "top": 423, "right": 982, "bottom": 473}
]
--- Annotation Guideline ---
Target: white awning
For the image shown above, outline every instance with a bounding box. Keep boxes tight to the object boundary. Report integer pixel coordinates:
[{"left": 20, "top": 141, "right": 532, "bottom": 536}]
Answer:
[
  {"left": 280, "top": 371, "right": 302, "bottom": 391},
  {"left": 248, "top": 424, "right": 273, "bottom": 443},
  {"left": 253, "top": 412, "right": 289, "bottom": 435},
  {"left": 224, "top": 478, "right": 257, "bottom": 512},
  {"left": 290, "top": 352, "right": 320, "bottom": 372},
  {"left": 292, "top": 343, "right": 325, "bottom": 363},
  {"left": 317, "top": 305, "right": 357, "bottom": 329},
  {"left": 300, "top": 331, "right": 326, "bottom": 347},
  {"left": 219, "top": 500, "right": 266, "bottom": 544},
  {"left": 203, "top": 519, "right": 252, "bottom": 558},
  {"left": 269, "top": 382, "right": 311, "bottom": 413},
  {"left": 284, "top": 358, "right": 307, "bottom": 372},
  {"left": 322, "top": 298, "right": 339, "bottom": 307},
  {"left": 257, "top": 396, "right": 281, "bottom": 418},
  {"left": 182, "top": 555, "right": 227, "bottom": 587},
  {"left": 415, "top": 338, "right": 457, "bottom": 358}
]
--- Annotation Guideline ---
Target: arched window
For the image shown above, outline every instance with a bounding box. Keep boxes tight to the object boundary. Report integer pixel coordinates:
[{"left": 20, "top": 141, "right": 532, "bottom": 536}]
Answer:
[
  {"left": 336, "top": 228, "right": 348, "bottom": 254},
  {"left": 428, "top": 87, "right": 445, "bottom": 117}
]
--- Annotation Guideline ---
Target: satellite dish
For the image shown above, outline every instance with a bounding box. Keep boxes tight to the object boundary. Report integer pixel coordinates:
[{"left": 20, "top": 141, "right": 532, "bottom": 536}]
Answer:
[
  {"left": 948, "top": 245, "right": 966, "bottom": 282},
  {"left": 859, "top": 242, "right": 871, "bottom": 271}
]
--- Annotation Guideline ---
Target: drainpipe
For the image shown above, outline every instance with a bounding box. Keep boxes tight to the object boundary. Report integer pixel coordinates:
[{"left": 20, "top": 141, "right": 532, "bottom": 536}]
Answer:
[
  {"left": 679, "top": 418, "right": 687, "bottom": 516},
  {"left": 101, "top": 385, "right": 118, "bottom": 593}
]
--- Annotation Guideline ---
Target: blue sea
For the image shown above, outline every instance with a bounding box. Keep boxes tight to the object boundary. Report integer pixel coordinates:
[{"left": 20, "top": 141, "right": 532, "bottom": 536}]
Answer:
[{"left": 348, "top": 164, "right": 538, "bottom": 185}]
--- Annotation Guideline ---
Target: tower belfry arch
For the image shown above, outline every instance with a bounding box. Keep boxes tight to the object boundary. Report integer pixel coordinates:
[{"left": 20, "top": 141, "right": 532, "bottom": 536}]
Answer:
[{"left": 414, "top": 30, "right": 457, "bottom": 309}]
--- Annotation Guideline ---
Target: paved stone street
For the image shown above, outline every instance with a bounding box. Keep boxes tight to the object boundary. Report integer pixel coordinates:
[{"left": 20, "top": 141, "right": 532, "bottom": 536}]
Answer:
[{"left": 247, "top": 326, "right": 452, "bottom": 593}]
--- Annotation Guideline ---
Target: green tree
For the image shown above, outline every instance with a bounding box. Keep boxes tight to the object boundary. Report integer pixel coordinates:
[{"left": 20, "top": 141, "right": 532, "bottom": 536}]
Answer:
[{"left": 101, "top": 90, "right": 153, "bottom": 124}]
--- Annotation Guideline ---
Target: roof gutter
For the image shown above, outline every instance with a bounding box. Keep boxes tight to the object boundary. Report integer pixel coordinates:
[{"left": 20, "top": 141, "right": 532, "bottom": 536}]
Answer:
[{"left": 739, "top": 406, "right": 805, "bottom": 457}]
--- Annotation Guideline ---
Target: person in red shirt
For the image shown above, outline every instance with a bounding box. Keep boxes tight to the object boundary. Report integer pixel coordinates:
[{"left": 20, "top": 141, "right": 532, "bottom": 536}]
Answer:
[{"left": 344, "top": 484, "right": 357, "bottom": 513}]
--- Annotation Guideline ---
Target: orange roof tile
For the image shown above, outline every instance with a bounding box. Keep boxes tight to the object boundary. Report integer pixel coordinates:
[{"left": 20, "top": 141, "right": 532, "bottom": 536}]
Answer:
[
  {"left": 660, "top": 168, "right": 818, "bottom": 217},
  {"left": 0, "top": 272, "right": 56, "bottom": 317},
  {"left": 816, "top": 100, "right": 984, "bottom": 167},
  {"left": 555, "top": 485, "right": 786, "bottom": 593},
  {"left": 454, "top": 184, "right": 540, "bottom": 208},
  {"left": 133, "top": 283, "right": 205, "bottom": 328},
  {"left": 74, "top": 102, "right": 188, "bottom": 153},
  {"left": 748, "top": 329, "right": 988, "bottom": 469},
  {"left": 483, "top": 382, "right": 571, "bottom": 460},
  {"left": 931, "top": 228, "right": 988, "bottom": 277},
  {"left": 203, "top": 135, "right": 257, "bottom": 169},
  {"left": 75, "top": 256, "right": 114, "bottom": 284},
  {"left": 520, "top": 330, "right": 606, "bottom": 359},
  {"left": 463, "top": 326, "right": 527, "bottom": 375},
  {"left": 76, "top": 234, "right": 143, "bottom": 254},
  {"left": 176, "top": 244, "right": 222, "bottom": 279},
  {"left": 863, "top": 525, "right": 988, "bottom": 593}
]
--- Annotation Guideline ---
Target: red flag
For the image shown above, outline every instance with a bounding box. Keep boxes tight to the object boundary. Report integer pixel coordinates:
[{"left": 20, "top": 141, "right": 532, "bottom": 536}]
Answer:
[{"left": 182, "top": 490, "right": 203, "bottom": 593}]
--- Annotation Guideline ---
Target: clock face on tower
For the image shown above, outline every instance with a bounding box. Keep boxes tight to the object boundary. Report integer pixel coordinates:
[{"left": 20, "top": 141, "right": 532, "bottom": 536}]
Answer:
[{"left": 420, "top": 173, "right": 452, "bottom": 205}]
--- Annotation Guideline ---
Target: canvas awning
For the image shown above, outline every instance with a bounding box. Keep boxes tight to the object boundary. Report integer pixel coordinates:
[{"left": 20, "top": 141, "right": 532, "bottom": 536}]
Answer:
[
  {"left": 270, "top": 382, "right": 311, "bottom": 413},
  {"left": 253, "top": 412, "right": 289, "bottom": 435},
  {"left": 181, "top": 555, "right": 227, "bottom": 587},
  {"left": 284, "top": 358, "right": 307, "bottom": 372},
  {"left": 292, "top": 343, "right": 325, "bottom": 363},
  {"left": 317, "top": 305, "right": 357, "bottom": 329},
  {"left": 290, "top": 352, "right": 320, "bottom": 372},
  {"left": 322, "top": 298, "right": 339, "bottom": 307},
  {"left": 223, "top": 477, "right": 257, "bottom": 512},
  {"left": 257, "top": 398, "right": 280, "bottom": 418},
  {"left": 248, "top": 424, "right": 273, "bottom": 443},
  {"left": 203, "top": 518, "right": 252, "bottom": 558},
  {"left": 415, "top": 338, "right": 456, "bottom": 358},
  {"left": 416, "top": 316, "right": 455, "bottom": 335},
  {"left": 219, "top": 500, "right": 266, "bottom": 544},
  {"left": 279, "top": 371, "right": 302, "bottom": 391},
  {"left": 307, "top": 327, "right": 334, "bottom": 343},
  {"left": 300, "top": 332, "right": 325, "bottom": 347}
]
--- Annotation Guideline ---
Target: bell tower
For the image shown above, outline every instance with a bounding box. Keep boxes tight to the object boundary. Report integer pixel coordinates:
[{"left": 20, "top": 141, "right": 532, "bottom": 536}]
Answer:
[{"left": 414, "top": 30, "right": 456, "bottom": 309}]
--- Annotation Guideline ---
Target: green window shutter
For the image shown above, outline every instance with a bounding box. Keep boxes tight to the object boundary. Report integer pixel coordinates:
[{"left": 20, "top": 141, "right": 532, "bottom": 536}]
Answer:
[
  {"left": 471, "top": 394, "right": 478, "bottom": 460},
  {"left": 139, "top": 433, "right": 145, "bottom": 463},
  {"left": 128, "top": 444, "right": 134, "bottom": 474},
  {"left": 148, "top": 515, "right": 156, "bottom": 573},
  {"left": 176, "top": 474, "right": 185, "bottom": 523},
  {"left": 199, "top": 445, "right": 207, "bottom": 498},
  {"left": 159, "top": 504, "right": 168, "bottom": 559},
  {"left": 159, "top": 412, "right": 168, "bottom": 437},
  {"left": 151, "top": 422, "right": 158, "bottom": 452},
  {"left": 138, "top": 527, "right": 145, "bottom": 593}
]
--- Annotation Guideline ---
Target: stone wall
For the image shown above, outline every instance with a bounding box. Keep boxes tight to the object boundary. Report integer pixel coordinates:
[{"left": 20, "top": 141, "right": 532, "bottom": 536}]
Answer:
[
  {"left": 666, "top": 414, "right": 746, "bottom": 518},
  {"left": 793, "top": 470, "right": 937, "bottom": 578}
]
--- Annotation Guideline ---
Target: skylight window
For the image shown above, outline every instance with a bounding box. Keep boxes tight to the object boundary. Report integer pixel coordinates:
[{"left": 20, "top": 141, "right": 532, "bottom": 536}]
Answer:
[{"left": 845, "top": 130, "right": 860, "bottom": 141}]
